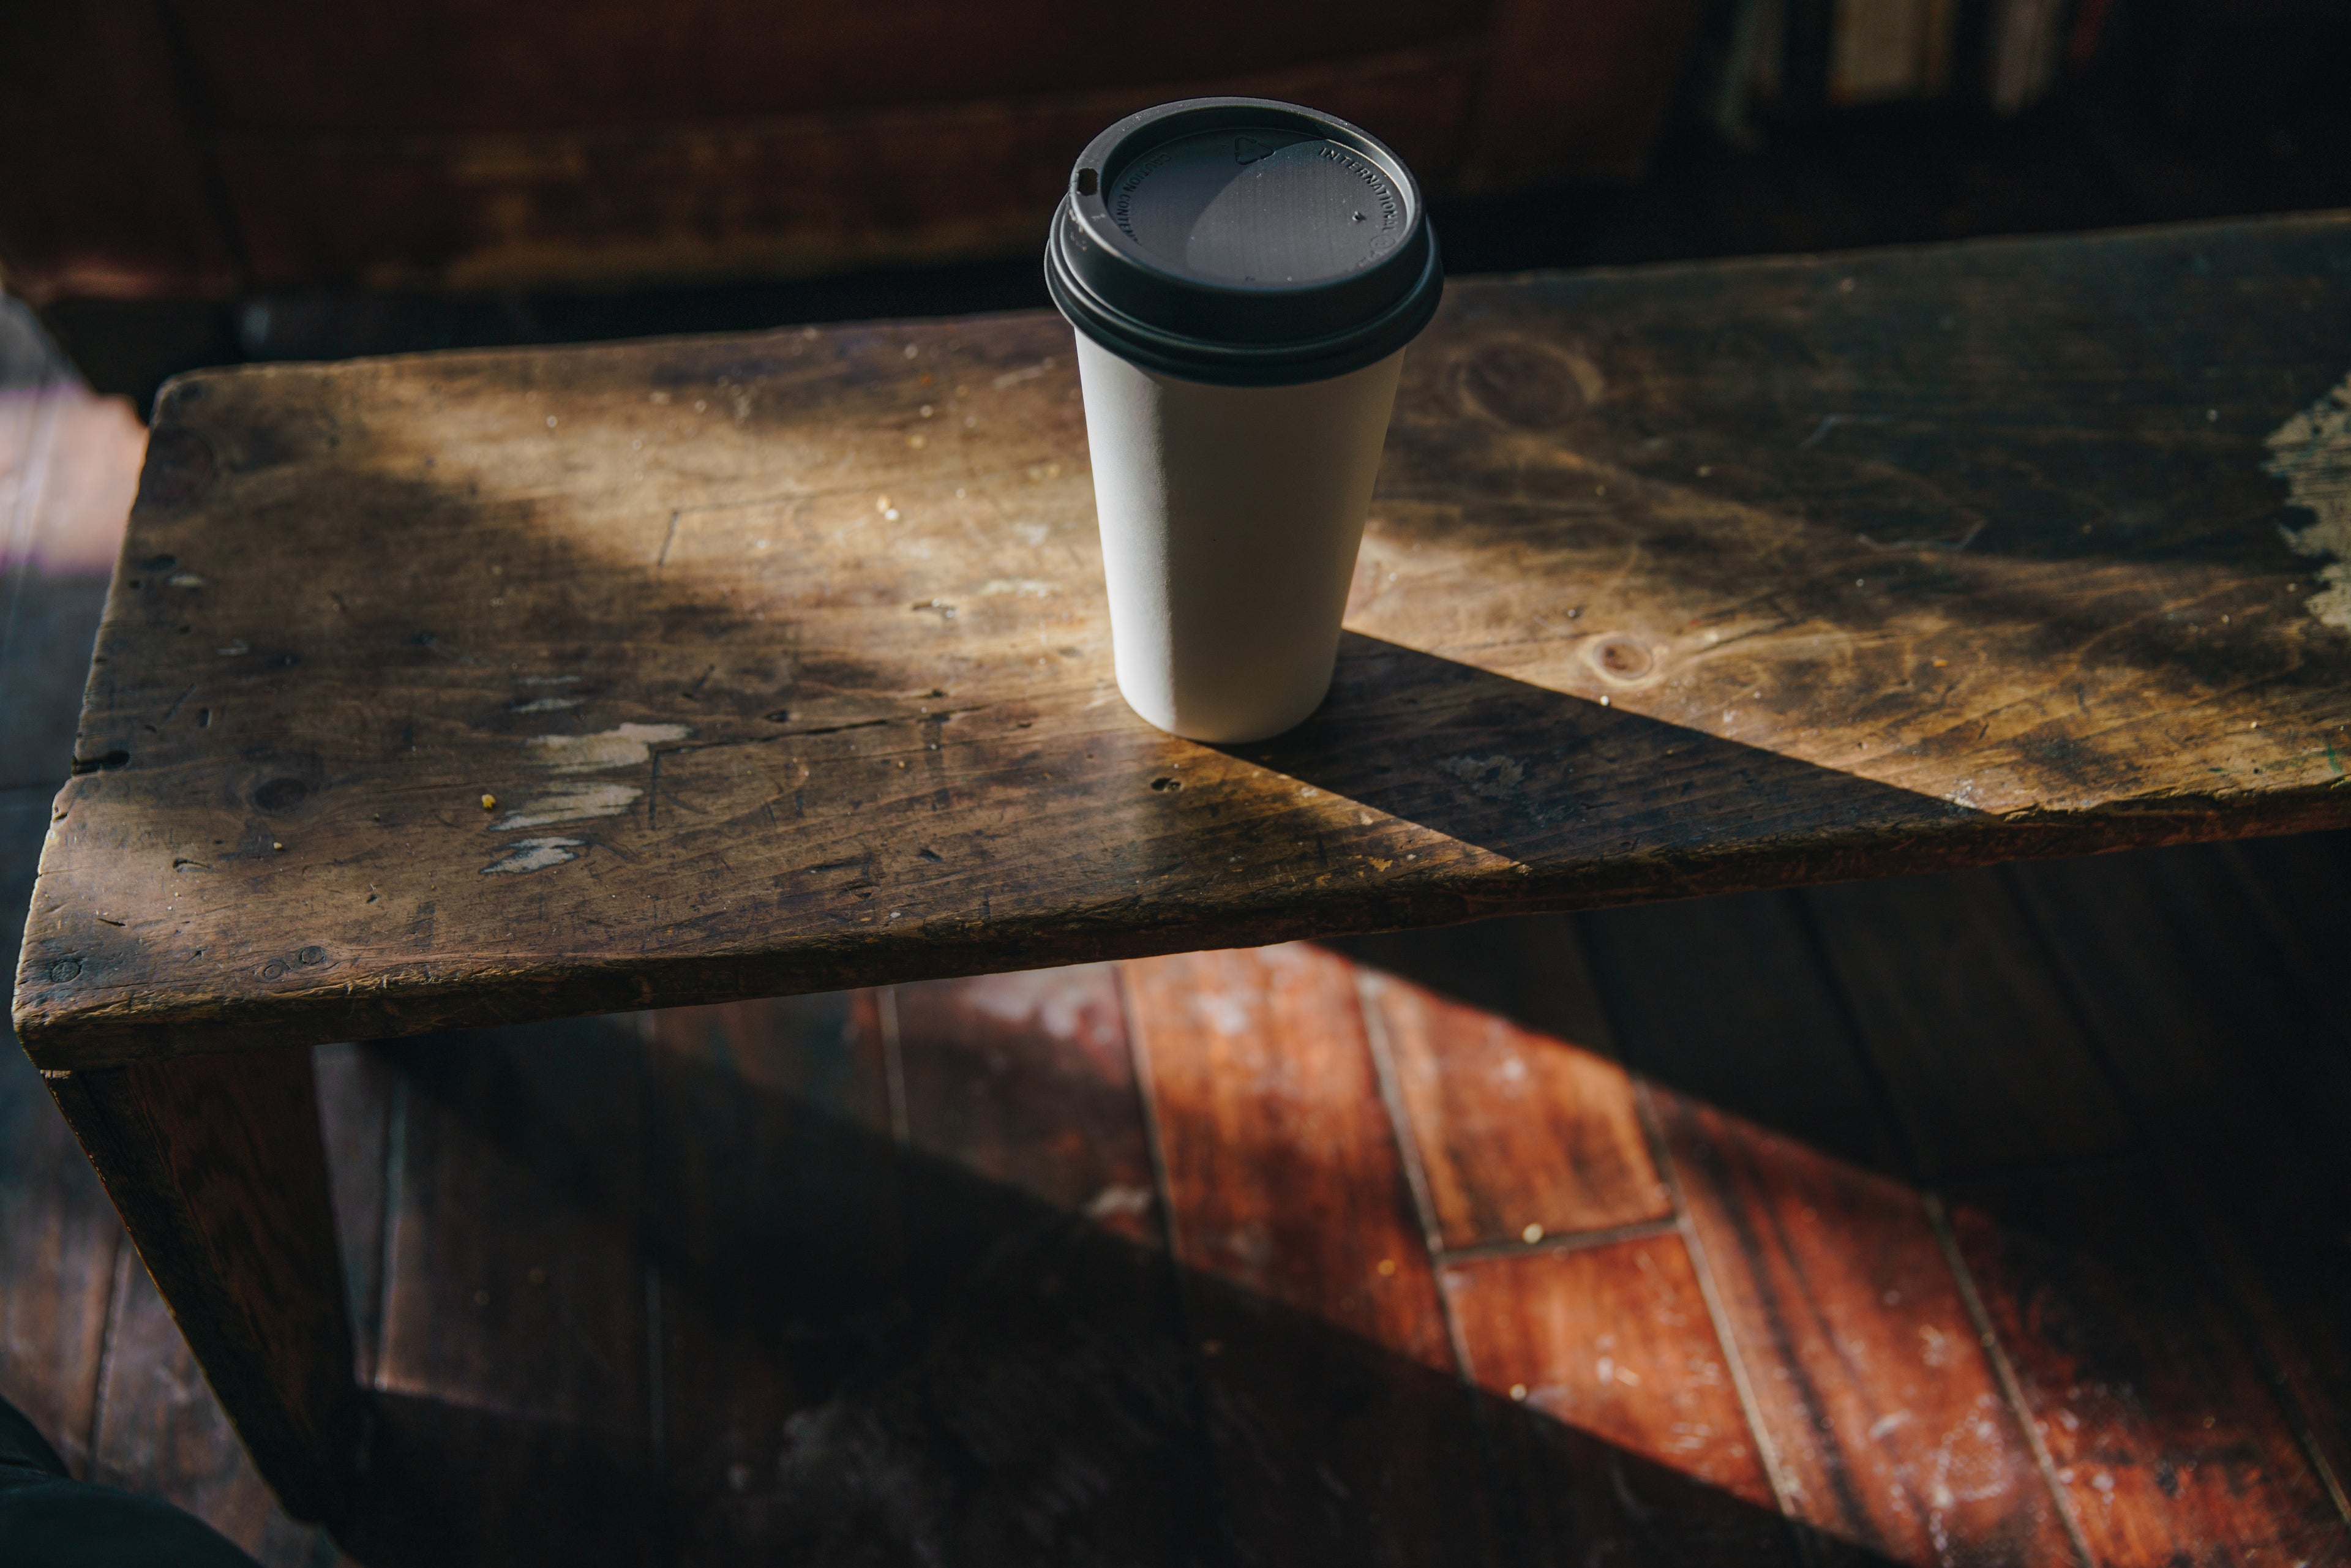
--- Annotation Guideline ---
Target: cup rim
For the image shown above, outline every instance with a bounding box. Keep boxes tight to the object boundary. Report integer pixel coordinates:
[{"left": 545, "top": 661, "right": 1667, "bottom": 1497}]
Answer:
[{"left": 1044, "top": 97, "right": 1444, "bottom": 388}]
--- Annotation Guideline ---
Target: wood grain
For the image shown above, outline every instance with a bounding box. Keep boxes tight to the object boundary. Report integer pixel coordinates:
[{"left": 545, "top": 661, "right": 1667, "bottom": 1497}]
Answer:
[
  {"left": 1651, "top": 1089, "right": 2081, "bottom": 1564},
  {"left": 650, "top": 982, "right": 1224, "bottom": 1567},
  {"left": 0, "top": 1040, "right": 119, "bottom": 1479},
  {"left": 310, "top": 1041, "right": 394, "bottom": 1389},
  {"left": 1798, "top": 871, "right": 2137, "bottom": 1181},
  {"left": 1357, "top": 961, "right": 1670, "bottom": 1251},
  {"left": 1579, "top": 888, "right": 1903, "bottom": 1174},
  {"left": 893, "top": 963, "right": 1160, "bottom": 1244},
  {"left": 0, "top": 1, "right": 239, "bottom": 301},
  {"left": 1442, "top": 1234, "right": 1801, "bottom": 1564},
  {"left": 42, "top": 1047, "right": 359, "bottom": 1526},
  {"left": 89, "top": 1247, "right": 350, "bottom": 1567},
  {"left": 1, "top": 1, "right": 1690, "bottom": 296},
  {"left": 19, "top": 216, "right": 2351, "bottom": 1070},
  {"left": 1947, "top": 1164, "right": 2350, "bottom": 1566},
  {"left": 1794, "top": 849, "right": 2350, "bottom": 1558},
  {"left": 360, "top": 1016, "right": 658, "bottom": 1566},
  {"left": 2006, "top": 841, "right": 2351, "bottom": 1512},
  {"left": 888, "top": 969, "right": 1222, "bottom": 1568},
  {"left": 1327, "top": 911, "right": 1619, "bottom": 1049},
  {"left": 643, "top": 991, "right": 913, "bottom": 1564},
  {"left": 1125, "top": 945, "right": 1453, "bottom": 1367},
  {"left": 1125, "top": 943, "right": 1498, "bottom": 1565},
  {"left": 1584, "top": 886, "right": 2080, "bottom": 1561}
]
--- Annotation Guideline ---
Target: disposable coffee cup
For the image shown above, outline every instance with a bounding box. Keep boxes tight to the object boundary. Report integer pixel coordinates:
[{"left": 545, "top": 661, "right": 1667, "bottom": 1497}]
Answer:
[{"left": 1045, "top": 98, "right": 1443, "bottom": 743}]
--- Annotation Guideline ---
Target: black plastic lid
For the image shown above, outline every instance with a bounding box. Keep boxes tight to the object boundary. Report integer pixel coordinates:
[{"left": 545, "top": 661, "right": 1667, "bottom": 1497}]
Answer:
[{"left": 1044, "top": 98, "right": 1443, "bottom": 386}]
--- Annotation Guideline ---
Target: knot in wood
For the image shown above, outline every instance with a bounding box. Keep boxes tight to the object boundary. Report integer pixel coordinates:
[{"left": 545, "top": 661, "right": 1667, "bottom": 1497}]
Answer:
[{"left": 1459, "top": 339, "right": 1594, "bottom": 430}]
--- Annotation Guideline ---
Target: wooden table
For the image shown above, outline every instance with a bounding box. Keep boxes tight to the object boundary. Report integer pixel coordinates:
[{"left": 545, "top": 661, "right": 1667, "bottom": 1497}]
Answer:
[{"left": 16, "top": 213, "right": 2351, "bottom": 1526}]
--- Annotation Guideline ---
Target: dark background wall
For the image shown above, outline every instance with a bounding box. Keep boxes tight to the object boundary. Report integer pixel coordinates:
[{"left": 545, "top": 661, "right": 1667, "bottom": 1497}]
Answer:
[{"left": 8, "top": 0, "right": 2348, "bottom": 409}]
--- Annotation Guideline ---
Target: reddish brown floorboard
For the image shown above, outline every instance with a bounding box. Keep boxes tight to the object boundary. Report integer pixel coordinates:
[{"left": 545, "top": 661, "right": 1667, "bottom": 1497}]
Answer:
[
  {"left": 1588, "top": 890, "right": 2082, "bottom": 1564},
  {"left": 644, "top": 991, "right": 913, "bottom": 1565},
  {"left": 1357, "top": 959, "right": 1670, "bottom": 1252},
  {"left": 7, "top": 845, "right": 2351, "bottom": 1566},
  {"left": 1444, "top": 1235, "right": 1801, "bottom": 1565},
  {"left": 2007, "top": 842, "right": 2351, "bottom": 1507},
  {"left": 1947, "top": 1164, "right": 2349, "bottom": 1567},
  {"left": 355, "top": 1017, "right": 661, "bottom": 1568},
  {"left": 1801, "top": 862, "right": 2351, "bottom": 1564},
  {"left": 888, "top": 966, "right": 1221, "bottom": 1567},
  {"left": 1123, "top": 943, "right": 1499, "bottom": 1568},
  {"left": 1660, "top": 1086, "right": 2080, "bottom": 1566},
  {"left": 87, "top": 1245, "right": 354, "bottom": 1567},
  {"left": 893, "top": 964, "right": 1161, "bottom": 1247},
  {"left": 0, "top": 1039, "right": 118, "bottom": 1484}
]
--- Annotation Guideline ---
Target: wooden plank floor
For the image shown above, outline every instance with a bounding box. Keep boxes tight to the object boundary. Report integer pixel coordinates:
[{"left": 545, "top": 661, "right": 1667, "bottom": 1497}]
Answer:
[{"left": 5, "top": 304, "right": 2351, "bottom": 1564}]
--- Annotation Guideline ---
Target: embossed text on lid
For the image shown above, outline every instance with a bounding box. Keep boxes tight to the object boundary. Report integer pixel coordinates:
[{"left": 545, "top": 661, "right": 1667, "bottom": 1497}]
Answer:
[{"left": 1110, "top": 129, "right": 1405, "bottom": 287}]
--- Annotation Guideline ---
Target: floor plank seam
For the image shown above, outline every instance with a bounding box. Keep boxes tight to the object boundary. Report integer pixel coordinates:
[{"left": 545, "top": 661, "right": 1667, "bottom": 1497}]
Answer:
[
  {"left": 2172, "top": 1175, "right": 2351, "bottom": 1532},
  {"left": 369, "top": 1066, "right": 408, "bottom": 1400},
  {"left": 1578, "top": 905, "right": 1820, "bottom": 1556},
  {"left": 1347, "top": 958, "right": 1515, "bottom": 1566},
  {"left": 1350, "top": 966, "right": 1449, "bottom": 1264},
  {"left": 1110, "top": 964, "right": 1187, "bottom": 1267},
  {"left": 1980, "top": 865, "right": 2162, "bottom": 1157},
  {"left": 1106, "top": 959, "right": 1240, "bottom": 1568},
  {"left": 1626, "top": 1075, "right": 1813, "bottom": 1562},
  {"left": 1789, "top": 877, "right": 2137, "bottom": 1561},
  {"left": 876, "top": 985, "right": 910, "bottom": 1148},
  {"left": 1777, "top": 888, "right": 1941, "bottom": 1184},
  {"left": 1427, "top": 1215, "right": 1682, "bottom": 1267},
  {"left": 1922, "top": 1191, "right": 2098, "bottom": 1568},
  {"left": 90, "top": 1235, "right": 137, "bottom": 1489},
  {"left": 1993, "top": 861, "right": 2351, "bottom": 1528},
  {"left": 77, "top": 1219, "right": 125, "bottom": 1483}
]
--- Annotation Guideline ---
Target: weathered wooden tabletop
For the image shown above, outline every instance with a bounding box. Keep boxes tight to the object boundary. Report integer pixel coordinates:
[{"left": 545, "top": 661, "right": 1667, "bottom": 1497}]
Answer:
[{"left": 18, "top": 214, "right": 2351, "bottom": 1068}]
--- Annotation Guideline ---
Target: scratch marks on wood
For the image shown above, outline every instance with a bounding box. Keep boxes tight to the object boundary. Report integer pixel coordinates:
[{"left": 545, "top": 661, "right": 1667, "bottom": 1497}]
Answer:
[
  {"left": 2265, "top": 369, "right": 2351, "bottom": 632},
  {"left": 991, "top": 361, "right": 1054, "bottom": 390},
  {"left": 1801, "top": 413, "right": 1889, "bottom": 450},
  {"left": 1854, "top": 518, "right": 1984, "bottom": 553},
  {"left": 481, "top": 837, "right": 587, "bottom": 874}
]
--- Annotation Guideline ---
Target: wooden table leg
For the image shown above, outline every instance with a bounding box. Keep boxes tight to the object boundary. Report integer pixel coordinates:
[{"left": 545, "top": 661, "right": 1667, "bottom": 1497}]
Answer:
[{"left": 43, "top": 1043, "right": 361, "bottom": 1526}]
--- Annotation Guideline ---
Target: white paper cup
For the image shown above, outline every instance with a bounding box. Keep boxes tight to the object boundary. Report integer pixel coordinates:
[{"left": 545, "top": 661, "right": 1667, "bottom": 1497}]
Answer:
[
  {"left": 1074, "top": 335, "right": 1404, "bottom": 741},
  {"left": 1045, "top": 98, "right": 1442, "bottom": 742}
]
